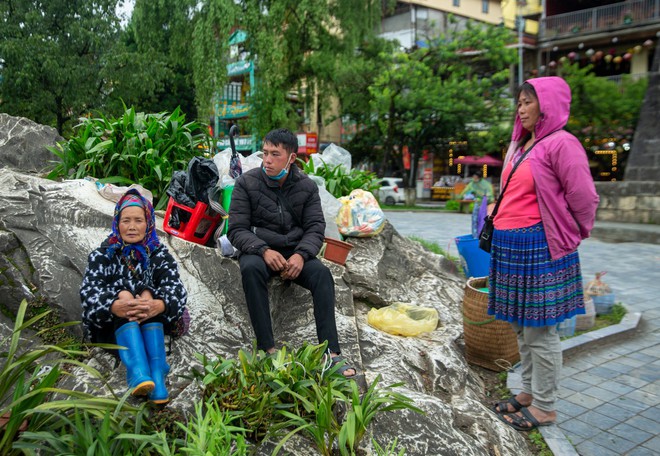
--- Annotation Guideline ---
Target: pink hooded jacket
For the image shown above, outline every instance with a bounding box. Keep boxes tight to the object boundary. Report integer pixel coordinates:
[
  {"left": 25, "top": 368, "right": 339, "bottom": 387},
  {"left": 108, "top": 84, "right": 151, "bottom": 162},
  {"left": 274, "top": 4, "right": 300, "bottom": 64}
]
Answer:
[{"left": 502, "top": 76, "right": 599, "bottom": 260}]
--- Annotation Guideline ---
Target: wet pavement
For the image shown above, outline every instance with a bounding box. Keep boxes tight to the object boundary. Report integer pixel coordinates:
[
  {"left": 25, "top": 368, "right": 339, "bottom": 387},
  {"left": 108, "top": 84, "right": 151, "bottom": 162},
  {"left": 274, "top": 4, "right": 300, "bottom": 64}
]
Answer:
[{"left": 384, "top": 210, "right": 660, "bottom": 456}]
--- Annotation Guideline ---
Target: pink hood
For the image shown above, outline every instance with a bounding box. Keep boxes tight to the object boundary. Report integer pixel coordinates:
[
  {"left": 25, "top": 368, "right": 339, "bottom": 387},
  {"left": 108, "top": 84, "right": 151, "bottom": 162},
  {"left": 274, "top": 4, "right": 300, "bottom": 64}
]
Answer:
[{"left": 513, "top": 76, "right": 571, "bottom": 142}]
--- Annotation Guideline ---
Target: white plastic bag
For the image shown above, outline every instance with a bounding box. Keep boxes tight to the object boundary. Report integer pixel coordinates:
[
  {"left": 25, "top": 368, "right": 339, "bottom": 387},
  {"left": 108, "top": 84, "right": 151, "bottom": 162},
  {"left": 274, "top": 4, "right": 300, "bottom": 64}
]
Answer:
[
  {"left": 212, "top": 149, "right": 263, "bottom": 180},
  {"left": 312, "top": 143, "right": 351, "bottom": 172}
]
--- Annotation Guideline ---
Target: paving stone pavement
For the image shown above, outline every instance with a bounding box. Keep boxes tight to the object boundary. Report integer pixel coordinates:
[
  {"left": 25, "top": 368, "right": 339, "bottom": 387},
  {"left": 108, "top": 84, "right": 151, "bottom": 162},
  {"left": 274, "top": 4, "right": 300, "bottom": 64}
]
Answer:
[{"left": 384, "top": 210, "right": 660, "bottom": 456}]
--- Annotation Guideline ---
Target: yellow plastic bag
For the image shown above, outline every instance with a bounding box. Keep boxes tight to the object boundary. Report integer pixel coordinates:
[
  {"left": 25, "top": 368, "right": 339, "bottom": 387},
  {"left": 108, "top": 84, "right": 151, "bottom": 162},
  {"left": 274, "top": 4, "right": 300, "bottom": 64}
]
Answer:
[{"left": 367, "top": 302, "right": 439, "bottom": 337}]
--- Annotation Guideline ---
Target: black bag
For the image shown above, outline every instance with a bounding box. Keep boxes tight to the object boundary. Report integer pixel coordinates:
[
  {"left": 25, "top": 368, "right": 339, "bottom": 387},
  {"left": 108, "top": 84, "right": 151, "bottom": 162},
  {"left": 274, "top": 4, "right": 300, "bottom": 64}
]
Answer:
[{"left": 478, "top": 215, "right": 494, "bottom": 253}]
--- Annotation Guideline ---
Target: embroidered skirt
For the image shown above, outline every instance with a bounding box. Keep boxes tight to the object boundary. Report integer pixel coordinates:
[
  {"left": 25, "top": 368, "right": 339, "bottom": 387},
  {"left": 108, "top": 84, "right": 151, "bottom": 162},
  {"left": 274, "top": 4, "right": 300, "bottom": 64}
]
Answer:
[{"left": 487, "top": 223, "right": 585, "bottom": 327}]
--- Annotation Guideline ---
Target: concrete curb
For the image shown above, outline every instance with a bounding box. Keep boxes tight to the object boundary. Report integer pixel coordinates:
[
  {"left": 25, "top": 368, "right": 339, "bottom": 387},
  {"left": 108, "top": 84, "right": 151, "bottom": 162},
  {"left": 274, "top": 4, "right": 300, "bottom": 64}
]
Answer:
[{"left": 506, "top": 307, "right": 642, "bottom": 456}]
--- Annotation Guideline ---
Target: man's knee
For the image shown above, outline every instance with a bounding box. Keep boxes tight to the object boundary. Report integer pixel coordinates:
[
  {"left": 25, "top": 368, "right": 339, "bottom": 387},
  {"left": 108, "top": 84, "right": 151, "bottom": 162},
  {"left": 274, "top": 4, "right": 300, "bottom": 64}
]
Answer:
[{"left": 240, "top": 254, "right": 267, "bottom": 275}]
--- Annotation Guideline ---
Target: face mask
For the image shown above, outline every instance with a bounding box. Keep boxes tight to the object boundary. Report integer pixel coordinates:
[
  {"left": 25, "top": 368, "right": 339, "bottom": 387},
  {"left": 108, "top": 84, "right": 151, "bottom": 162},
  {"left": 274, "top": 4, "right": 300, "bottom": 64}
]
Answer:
[{"left": 262, "top": 155, "right": 293, "bottom": 180}]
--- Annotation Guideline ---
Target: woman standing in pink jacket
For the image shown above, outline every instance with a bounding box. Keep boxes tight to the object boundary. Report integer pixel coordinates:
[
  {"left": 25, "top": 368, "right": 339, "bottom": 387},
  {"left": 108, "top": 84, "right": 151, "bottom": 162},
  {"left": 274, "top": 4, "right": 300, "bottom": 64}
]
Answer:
[{"left": 489, "top": 77, "right": 599, "bottom": 431}]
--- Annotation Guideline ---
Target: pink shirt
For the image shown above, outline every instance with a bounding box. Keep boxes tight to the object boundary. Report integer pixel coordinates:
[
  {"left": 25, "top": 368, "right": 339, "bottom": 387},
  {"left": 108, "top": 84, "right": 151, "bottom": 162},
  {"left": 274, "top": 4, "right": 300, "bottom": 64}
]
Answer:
[{"left": 494, "top": 158, "right": 541, "bottom": 230}]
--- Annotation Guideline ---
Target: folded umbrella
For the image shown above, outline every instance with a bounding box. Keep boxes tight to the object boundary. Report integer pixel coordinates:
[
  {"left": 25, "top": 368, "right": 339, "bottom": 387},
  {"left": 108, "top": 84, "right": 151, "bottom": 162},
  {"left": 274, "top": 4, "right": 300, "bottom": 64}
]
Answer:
[{"left": 229, "top": 125, "right": 242, "bottom": 179}]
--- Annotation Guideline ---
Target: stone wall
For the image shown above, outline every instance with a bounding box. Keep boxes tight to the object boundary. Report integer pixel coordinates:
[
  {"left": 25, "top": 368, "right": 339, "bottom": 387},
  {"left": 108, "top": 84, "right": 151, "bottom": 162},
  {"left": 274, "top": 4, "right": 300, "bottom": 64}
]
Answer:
[{"left": 595, "top": 181, "right": 660, "bottom": 224}]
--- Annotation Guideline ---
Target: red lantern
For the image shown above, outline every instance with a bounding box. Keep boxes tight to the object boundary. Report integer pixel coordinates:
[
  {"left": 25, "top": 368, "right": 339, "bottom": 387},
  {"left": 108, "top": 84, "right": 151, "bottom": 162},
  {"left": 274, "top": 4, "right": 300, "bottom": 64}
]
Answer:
[{"left": 594, "top": 50, "right": 604, "bottom": 60}]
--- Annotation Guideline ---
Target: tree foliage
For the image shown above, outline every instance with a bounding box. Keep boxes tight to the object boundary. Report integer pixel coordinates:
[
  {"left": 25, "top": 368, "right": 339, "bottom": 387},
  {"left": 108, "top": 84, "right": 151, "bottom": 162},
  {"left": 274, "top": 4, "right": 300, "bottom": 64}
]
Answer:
[
  {"left": 123, "top": 0, "right": 199, "bottom": 119},
  {"left": 338, "top": 19, "right": 517, "bottom": 179},
  {"left": 559, "top": 63, "right": 647, "bottom": 142},
  {"left": 0, "top": 0, "right": 122, "bottom": 134},
  {"left": 190, "top": 0, "right": 387, "bottom": 138}
]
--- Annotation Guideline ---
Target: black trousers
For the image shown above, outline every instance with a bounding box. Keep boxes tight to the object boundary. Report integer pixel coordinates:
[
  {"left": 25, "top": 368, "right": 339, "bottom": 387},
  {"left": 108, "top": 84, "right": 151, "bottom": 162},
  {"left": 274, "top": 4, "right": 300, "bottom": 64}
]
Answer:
[{"left": 239, "top": 253, "right": 341, "bottom": 353}]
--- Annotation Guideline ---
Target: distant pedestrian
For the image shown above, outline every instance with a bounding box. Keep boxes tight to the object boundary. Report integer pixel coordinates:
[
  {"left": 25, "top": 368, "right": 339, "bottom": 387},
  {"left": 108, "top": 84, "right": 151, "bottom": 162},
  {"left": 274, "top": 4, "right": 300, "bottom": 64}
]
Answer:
[
  {"left": 489, "top": 77, "right": 599, "bottom": 431},
  {"left": 459, "top": 170, "right": 494, "bottom": 237}
]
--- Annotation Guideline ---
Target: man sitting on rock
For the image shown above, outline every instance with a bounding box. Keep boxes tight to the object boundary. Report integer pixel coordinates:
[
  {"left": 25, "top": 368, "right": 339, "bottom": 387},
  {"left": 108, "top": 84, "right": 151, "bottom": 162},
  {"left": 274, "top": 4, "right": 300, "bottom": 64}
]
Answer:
[{"left": 228, "top": 128, "right": 356, "bottom": 377}]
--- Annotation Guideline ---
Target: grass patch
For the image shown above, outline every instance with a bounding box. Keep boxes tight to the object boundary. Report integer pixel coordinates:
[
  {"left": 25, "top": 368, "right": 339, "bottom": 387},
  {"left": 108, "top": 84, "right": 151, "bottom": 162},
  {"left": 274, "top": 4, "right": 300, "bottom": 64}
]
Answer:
[
  {"left": 408, "top": 235, "right": 463, "bottom": 275},
  {"left": 529, "top": 429, "right": 553, "bottom": 456},
  {"left": 571, "top": 302, "right": 627, "bottom": 338}
]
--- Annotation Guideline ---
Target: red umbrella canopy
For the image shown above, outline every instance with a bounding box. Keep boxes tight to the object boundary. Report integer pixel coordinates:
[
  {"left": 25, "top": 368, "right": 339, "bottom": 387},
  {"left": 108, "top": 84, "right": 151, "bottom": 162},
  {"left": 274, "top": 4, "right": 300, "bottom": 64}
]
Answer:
[{"left": 454, "top": 155, "right": 503, "bottom": 166}]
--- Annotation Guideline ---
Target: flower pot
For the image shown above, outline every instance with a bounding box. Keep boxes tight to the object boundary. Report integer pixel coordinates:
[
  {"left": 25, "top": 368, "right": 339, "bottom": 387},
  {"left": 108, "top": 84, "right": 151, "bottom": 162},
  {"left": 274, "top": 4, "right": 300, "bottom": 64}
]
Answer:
[
  {"left": 0, "top": 411, "right": 29, "bottom": 434},
  {"left": 323, "top": 238, "right": 353, "bottom": 266}
]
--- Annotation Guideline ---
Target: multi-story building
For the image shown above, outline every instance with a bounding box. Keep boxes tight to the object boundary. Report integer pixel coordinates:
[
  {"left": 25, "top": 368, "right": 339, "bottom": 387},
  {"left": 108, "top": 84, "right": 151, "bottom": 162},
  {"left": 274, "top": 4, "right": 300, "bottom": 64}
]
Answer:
[
  {"left": 380, "top": 0, "right": 503, "bottom": 49},
  {"left": 501, "top": 0, "right": 659, "bottom": 181},
  {"left": 503, "top": 0, "right": 659, "bottom": 82}
]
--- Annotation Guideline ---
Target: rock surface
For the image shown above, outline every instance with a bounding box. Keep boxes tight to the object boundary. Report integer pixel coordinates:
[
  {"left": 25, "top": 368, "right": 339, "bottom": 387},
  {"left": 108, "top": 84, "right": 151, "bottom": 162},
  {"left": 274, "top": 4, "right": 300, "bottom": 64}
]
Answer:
[
  {"left": 0, "top": 167, "right": 530, "bottom": 455},
  {"left": 0, "top": 114, "right": 61, "bottom": 173}
]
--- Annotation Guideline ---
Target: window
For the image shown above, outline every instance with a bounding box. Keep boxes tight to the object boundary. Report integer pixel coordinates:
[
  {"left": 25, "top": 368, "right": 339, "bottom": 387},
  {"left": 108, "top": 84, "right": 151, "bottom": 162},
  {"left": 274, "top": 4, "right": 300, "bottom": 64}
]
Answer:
[
  {"left": 453, "top": 0, "right": 459, "bottom": 6},
  {"left": 482, "top": 0, "right": 489, "bottom": 13}
]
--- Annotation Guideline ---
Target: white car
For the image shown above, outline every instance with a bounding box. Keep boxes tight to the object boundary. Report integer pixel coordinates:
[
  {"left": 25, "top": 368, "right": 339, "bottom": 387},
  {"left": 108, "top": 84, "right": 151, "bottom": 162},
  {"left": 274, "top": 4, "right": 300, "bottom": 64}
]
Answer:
[{"left": 378, "top": 177, "right": 405, "bottom": 205}]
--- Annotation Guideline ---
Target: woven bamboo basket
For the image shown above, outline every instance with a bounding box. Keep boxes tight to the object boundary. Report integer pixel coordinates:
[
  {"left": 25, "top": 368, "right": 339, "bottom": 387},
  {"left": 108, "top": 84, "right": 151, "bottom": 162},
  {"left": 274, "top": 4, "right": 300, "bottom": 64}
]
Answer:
[{"left": 463, "top": 277, "right": 520, "bottom": 372}]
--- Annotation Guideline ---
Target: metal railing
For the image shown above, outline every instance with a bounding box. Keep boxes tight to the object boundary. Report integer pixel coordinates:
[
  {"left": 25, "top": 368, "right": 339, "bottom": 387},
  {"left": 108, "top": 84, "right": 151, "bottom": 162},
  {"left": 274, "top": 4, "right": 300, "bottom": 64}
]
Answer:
[
  {"left": 605, "top": 72, "right": 652, "bottom": 84},
  {"left": 541, "top": 0, "right": 660, "bottom": 40}
]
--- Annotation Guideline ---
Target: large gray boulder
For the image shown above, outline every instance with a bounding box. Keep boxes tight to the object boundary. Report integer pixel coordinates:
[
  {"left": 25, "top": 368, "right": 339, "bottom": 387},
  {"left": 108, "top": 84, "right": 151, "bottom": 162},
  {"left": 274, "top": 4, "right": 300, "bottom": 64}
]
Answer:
[
  {"left": 0, "top": 168, "right": 530, "bottom": 456},
  {"left": 0, "top": 114, "right": 61, "bottom": 173}
]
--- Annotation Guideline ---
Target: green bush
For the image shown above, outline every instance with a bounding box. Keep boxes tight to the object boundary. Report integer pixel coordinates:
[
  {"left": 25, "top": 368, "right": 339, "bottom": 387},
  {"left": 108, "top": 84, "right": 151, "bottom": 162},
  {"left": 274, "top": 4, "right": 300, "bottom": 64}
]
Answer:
[
  {"left": 299, "top": 158, "right": 380, "bottom": 199},
  {"left": 47, "top": 106, "right": 211, "bottom": 210},
  {"left": 445, "top": 200, "right": 460, "bottom": 211},
  {"left": 193, "top": 343, "right": 422, "bottom": 455}
]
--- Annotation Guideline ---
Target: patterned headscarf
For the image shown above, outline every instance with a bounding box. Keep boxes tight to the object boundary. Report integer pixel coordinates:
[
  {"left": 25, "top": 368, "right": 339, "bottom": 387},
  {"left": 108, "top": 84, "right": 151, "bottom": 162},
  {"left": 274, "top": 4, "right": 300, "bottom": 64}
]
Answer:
[{"left": 106, "top": 188, "right": 160, "bottom": 270}]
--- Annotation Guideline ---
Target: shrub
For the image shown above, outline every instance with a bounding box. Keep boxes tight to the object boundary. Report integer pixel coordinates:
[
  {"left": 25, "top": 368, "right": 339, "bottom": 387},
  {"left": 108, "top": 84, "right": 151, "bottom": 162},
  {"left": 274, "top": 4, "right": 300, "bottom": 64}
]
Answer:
[
  {"left": 193, "top": 343, "right": 422, "bottom": 455},
  {"left": 47, "top": 106, "right": 211, "bottom": 210},
  {"left": 299, "top": 158, "right": 380, "bottom": 199}
]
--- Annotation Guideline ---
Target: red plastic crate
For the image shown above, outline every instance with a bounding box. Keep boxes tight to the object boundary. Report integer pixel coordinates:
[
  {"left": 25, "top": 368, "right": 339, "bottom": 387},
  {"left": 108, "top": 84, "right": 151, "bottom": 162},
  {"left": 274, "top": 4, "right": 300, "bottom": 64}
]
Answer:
[{"left": 163, "top": 197, "right": 221, "bottom": 245}]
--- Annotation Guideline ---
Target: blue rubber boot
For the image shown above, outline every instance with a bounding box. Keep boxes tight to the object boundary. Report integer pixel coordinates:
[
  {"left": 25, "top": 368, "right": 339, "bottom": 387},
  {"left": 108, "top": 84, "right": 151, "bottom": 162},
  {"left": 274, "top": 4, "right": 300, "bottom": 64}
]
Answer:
[
  {"left": 141, "top": 322, "right": 170, "bottom": 404},
  {"left": 115, "top": 322, "right": 155, "bottom": 396}
]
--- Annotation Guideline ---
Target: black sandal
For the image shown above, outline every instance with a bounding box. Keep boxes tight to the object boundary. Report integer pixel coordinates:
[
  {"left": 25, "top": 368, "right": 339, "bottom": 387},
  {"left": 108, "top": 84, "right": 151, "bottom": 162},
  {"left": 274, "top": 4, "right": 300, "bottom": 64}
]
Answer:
[
  {"left": 330, "top": 355, "right": 357, "bottom": 378},
  {"left": 498, "top": 407, "right": 554, "bottom": 432},
  {"left": 492, "top": 396, "right": 524, "bottom": 414}
]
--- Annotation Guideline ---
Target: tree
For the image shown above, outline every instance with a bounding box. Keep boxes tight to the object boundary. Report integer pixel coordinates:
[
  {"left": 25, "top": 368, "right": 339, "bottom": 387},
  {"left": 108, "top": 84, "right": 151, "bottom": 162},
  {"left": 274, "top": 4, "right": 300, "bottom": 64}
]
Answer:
[
  {"left": 0, "top": 0, "right": 122, "bottom": 134},
  {"left": 558, "top": 62, "right": 647, "bottom": 180},
  {"left": 125, "top": 0, "right": 198, "bottom": 118},
  {"left": 191, "top": 0, "right": 387, "bottom": 138},
  {"left": 348, "top": 19, "right": 516, "bottom": 183}
]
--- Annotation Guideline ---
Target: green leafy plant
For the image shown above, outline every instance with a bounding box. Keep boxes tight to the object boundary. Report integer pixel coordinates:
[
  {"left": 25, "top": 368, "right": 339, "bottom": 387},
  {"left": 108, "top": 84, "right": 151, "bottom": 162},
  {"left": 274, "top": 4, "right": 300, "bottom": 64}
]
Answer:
[
  {"left": 372, "top": 437, "right": 406, "bottom": 456},
  {"left": 176, "top": 399, "right": 248, "bottom": 455},
  {"left": 194, "top": 342, "right": 419, "bottom": 455},
  {"left": 47, "top": 106, "right": 211, "bottom": 210},
  {"left": 300, "top": 158, "right": 380, "bottom": 199},
  {"left": 14, "top": 406, "right": 171, "bottom": 456},
  {"left": 193, "top": 342, "right": 347, "bottom": 444},
  {"left": 337, "top": 376, "right": 422, "bottom": 455},
  {"left": 0, "top": 300, "right": 88, "bottom": 455}
]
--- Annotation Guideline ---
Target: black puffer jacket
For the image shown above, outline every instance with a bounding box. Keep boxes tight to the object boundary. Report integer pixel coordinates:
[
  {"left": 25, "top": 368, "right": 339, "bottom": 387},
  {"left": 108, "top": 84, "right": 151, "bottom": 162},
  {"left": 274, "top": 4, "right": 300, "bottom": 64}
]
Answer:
[{"left": 228, "top": 165, "right": 325, "bottom": 260}]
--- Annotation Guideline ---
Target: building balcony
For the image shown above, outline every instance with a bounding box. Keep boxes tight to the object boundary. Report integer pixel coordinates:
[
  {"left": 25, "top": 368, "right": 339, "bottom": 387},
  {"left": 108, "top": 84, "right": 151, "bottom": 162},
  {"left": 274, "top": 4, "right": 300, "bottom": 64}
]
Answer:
[{"left": 540, "top": 0, "right": 660, "bottom": 41}]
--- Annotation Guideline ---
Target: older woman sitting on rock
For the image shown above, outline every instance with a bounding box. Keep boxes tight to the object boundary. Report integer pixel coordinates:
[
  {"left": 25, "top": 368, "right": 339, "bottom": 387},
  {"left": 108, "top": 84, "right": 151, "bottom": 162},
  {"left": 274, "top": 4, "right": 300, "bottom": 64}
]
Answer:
[{"left": 80, "top": 189, "right": 188, "bottom": 404}]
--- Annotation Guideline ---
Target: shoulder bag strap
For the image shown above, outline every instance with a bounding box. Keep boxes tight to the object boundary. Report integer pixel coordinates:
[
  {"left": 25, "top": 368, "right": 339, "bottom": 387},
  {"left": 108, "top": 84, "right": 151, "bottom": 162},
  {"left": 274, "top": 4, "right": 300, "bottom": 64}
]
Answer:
[{"left": 490, "top": 129, "right": 561, "bottom": 219}]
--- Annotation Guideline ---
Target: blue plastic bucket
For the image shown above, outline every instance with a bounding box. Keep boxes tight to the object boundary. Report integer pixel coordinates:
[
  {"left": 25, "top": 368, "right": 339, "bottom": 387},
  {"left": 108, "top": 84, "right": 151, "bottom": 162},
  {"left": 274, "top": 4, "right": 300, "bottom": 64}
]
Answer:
[
  {"left": 592, "top": 293, "right": 615, "bottom": 315},
  {"left": 454, "top": 234, "right": 491, "bottom": 278},
  {"left": 557, "top": 316, "right": 576, "bottom": 338}
]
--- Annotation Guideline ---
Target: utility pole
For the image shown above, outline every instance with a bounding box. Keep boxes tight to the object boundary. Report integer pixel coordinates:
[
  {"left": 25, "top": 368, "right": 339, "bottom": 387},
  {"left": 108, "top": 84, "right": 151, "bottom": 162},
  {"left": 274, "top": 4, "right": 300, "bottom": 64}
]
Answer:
[{"left": 517, "top": 1, "right": 526, "bottom": 86}]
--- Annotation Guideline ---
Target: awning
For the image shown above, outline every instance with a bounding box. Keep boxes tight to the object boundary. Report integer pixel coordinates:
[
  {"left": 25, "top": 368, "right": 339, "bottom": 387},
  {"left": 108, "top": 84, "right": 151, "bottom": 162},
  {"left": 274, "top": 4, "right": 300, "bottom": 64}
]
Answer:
[{"left": 454, "top": 155, "right": 503, "bottom": 166}]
